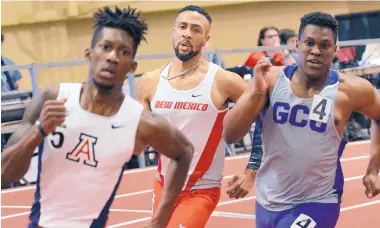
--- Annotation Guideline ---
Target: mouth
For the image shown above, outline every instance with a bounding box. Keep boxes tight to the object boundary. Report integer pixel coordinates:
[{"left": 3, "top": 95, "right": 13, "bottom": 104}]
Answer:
[
  {"left": 100, "top": 67, "right": 116, "bottom": 78},
  {"left": 179, "top": 41, "right": 191, "bottom": 51},
  {"left": 307, "top": 59, "right": 323, "bottom": 67}
]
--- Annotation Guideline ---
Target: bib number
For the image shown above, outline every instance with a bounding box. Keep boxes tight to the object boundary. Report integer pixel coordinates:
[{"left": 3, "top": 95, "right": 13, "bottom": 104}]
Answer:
[
  {"left": 290, "top": 213, "right": 317, "bottom": 228},
  {"left": 309, "top": 95, "right": 332, "bottom": 124}
]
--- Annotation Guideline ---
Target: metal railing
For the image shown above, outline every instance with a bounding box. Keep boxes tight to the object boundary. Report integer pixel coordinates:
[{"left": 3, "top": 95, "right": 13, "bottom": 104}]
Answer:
[{"left": 2, "top": 38, "right": 380, "bottom": 168}]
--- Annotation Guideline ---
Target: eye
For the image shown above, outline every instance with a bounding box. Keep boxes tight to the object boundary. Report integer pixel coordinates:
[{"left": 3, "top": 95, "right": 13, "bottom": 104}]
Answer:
[
  {"left": 305, "top": 40, "right": 314, "bottom": 46},
  {"left": 321, "top": 43, "right": 330, "bottom": 49},
  {"left": 102, "top": 44, "right": 111, "bottom": 51},
  {"left": 120, "top": 50, "right": 130, "bottom": 56}
]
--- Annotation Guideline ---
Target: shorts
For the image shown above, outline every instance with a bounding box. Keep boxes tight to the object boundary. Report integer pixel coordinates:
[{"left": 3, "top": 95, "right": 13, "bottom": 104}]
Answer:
[
  {"left": 256, "top": 201, "right": 340, "bottom": 228},
  {"left": 152, "top": 179, "right": 220, "bottom": 228}
]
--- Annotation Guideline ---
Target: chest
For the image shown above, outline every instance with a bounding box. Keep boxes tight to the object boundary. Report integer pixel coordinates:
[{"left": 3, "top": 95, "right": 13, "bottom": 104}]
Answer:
[
  {"left": 269, "top": 90, "right": 338, "bottom": 135},
  {"left": 43, "top": 113, "right": 134, "bottom": 170}
]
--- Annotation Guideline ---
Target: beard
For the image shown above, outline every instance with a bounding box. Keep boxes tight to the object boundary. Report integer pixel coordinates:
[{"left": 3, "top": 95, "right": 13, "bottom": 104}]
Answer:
[{"left": 174, "top": 43, "right": 200, "bottom": 62}]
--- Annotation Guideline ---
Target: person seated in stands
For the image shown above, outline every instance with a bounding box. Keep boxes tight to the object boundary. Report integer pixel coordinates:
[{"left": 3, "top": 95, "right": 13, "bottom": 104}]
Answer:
[
  {"left": 345, "top": 117, "right": 371, "bottom": 141},
  {"left": 279, "top": 28, "right": 298, "bottom": 65},
  {"left": 243, "top": 26, "right": 284, "bottom": 69},
  {"left": 1, "top": 34, "right": 23, "bottom": 92}
]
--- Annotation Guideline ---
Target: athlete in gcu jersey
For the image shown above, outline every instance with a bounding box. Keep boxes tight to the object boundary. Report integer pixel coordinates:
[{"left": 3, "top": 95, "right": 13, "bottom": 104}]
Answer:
[
  {"left": 1, "top": 6, "right": 193, "bottom": 228},
  {"left": 223, "top": 12, "right": 380, "bottom": 228}
]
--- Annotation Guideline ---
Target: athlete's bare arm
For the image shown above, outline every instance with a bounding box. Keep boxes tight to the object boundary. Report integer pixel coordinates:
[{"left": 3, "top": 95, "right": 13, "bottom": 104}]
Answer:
[
  {"left": 223, "top": 60, "right": 282, "bottom": 143},
  {"left": 134, "top": 112, "right": 194, "bottom": 227},
  {"left": 136, "top": 69, "right": 161, "bottom": 112},
  {"left": 215, "top": 69, "right": 247, "bottom": 104},
  {"left": 1, "top": 87, "right": 60, "bottom": 186},
  {"left": 369, "top": 120, "right": 380, "bottom": 169},
  {"left": 343, "top": 75, "right": 380, "bottom": 198}
]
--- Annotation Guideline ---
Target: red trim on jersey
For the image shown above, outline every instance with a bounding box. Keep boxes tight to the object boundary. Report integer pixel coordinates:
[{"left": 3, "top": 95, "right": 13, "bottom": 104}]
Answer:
[
  {"left": 157, "top": 154, "right": 164, "bottom": 183},
  {"left": 184, "top": 111, "right": 226, "bottom": 191}
]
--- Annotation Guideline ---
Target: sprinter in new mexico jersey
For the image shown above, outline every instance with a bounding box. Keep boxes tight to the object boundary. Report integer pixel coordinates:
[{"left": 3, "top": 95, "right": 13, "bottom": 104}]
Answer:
[{"left": 137, "top": 5, "right": 246, "bottom": 228}]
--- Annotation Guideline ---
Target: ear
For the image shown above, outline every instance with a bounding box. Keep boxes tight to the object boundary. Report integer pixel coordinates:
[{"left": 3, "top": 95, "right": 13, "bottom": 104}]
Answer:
[
  {"left": 129, "top": 61, "right": 138, "bottom": 73},
  {"left": 85, "top": 48, "right": 91, "bottom": 61},
  {"left": 296, "top": 40, "right": 299, "bottom": 49},
  {"left": 204, "top": 34, "right": 210, "bottom": 46}
]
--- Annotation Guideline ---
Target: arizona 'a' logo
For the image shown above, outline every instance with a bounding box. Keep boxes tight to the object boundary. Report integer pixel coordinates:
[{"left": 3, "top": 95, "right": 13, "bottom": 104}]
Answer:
[{"left": 66, "top": 133, "right": 98, "bottom": 167}]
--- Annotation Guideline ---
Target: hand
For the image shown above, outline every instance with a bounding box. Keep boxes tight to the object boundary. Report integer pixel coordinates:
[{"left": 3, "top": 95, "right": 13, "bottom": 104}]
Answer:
[
  {"left": 252, "top": 57, "right": 272, "bottom": 93},
  {"left": 39, "top": 98, "right": 67, "bottom": 134},
  {"left": 283, "top": 48, "right": 290, "bottom": 57},
  {"left": 363, "top": 171, "right": 380, "bottom": 198},
  {"left": 226, "top": 169, "right": 256, "bottom": 199}
]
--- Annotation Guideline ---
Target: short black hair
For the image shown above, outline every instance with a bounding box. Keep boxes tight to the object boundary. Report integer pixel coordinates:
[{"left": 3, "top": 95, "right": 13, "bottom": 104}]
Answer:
[
  {"left": 299, "top": 12, "right": 338, "bottom": 44},
  {"left": 279, "top": 29, "right": 296, "bottom": 45},
  {"left": 257, "top": 26, "right": 279, "bottom": 46},
  {"left": 178, "top": 5, "right": 212, "bottom": 24},
  {"left": 91, "top": 6, "right": 148, "bottom": 57}
]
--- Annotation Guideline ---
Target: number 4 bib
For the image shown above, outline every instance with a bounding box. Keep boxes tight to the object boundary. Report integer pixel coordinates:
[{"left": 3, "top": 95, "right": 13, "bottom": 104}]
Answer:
[{"left": 309, "top": 94, "right": 333, "bottom": 124}]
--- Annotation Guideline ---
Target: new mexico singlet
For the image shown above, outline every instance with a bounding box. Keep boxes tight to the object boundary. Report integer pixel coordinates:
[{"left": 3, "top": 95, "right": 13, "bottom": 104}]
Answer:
[{"left": 151, "top": 62, "right": 228, "bottom": 191}]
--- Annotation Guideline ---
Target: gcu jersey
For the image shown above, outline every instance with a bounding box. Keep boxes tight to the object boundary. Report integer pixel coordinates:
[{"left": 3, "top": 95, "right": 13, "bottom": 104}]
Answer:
[
  {"left": 256, "top": 65, "right": 347, "bottom": 211},
  {"left": 29, "top": 83, "right": 143, "bottom": 228},
  {"left": 151, "top": 62, "right": 227, "bottom": 191}
]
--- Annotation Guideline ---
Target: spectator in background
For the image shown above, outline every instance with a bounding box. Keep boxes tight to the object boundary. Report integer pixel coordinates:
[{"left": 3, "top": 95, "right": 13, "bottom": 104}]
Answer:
[
  {"left": 279, "top": 28, "right": 298, "bottom": 65},
  {"left": 243, "top": 26, "right": 284, "bottom": 69},
  {"left": 1, "top": 33, "right": 22, "bottom": 92}
]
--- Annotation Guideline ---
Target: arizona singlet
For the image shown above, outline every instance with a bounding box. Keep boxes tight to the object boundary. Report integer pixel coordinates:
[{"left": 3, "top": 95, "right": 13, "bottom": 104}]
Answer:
[{"left": 29, "top": 83, "right": 143, "bottom": 228}]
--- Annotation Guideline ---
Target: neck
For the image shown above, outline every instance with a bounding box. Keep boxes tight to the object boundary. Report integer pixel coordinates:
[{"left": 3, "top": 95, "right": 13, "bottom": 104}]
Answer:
[
  {"left": 295, "top": 69, "right": 329, "bottom": 91},
  {"left": 172, "top": 53, "right": 203, "bottom": 71},
  {"left": 80, "top": 83, "right": 123, "bottom": 115}
]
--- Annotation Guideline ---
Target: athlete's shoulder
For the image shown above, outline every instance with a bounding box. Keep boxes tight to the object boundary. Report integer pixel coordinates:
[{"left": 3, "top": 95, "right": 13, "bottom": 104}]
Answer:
[
  {"left": 140, "top": 65, "right": 167, "bottom": 80},
  {"left": 137, "top": 66, "right": 164, "bottom": 90},
  {"left": 214, "top": 64, "right": 242, "bottom": 81},
  {"left": 337, "top": 72, "right": 377, "bottom": 108},
  {"left": 338, "top": 72, "right": 373, "bottom": 93}
]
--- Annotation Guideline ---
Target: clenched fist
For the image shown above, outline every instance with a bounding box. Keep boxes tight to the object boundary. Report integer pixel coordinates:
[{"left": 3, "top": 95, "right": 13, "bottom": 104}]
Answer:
[
  {"left": 363, "top": 171, "right": 380, "bottom": 198},
  {"left": 39, "top": 98, "right": 67, "bottom": 134},
  {"left": 226, "top": 169, "right": 256, "bottom": 199},
  {"left": 251, "top": 57, "right": 272, "bottom": 94}
]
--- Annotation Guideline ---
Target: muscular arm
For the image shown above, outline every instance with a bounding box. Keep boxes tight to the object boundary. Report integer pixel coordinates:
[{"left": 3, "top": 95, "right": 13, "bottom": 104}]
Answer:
[
  {"left": 219, "top": 69, "right": 266, "bottom": 175},
  {"left": 135, "top": 112, "right": 194, "bottom": 226},
  {"left": 1, "top": 87, "right": 58, "bottom": 186},
  {"left": 348, "top": 76, "right": 380, "bottom": 197},
  {"left": 136, "top": 70, "right": 160, "bottom": 112},
  {"left": 219, "top": 70, "right": 247, "bottom": 103},
  {"left": 360, "top": 86, "right": 380, "bottom": 178},
  {"left": 246, "top": 117, "right": 264, "bottom": 172},
  {"left": 368, "top": 120, "right": 380, "bottom": 173},
  {"left": 222, "top": 66, "right": 280, "bottom": 144}
]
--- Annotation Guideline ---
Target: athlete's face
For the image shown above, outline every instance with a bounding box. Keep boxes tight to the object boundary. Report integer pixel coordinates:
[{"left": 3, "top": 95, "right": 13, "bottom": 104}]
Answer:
[
  {"left": 85, "top": 27, "right": 137, "bottom": 93},
  {"left": 297, "top": 24, "right": 336, "bottom": 80},
  {"left": 172, "top": 11, "right": 210, "bottom": 62}
]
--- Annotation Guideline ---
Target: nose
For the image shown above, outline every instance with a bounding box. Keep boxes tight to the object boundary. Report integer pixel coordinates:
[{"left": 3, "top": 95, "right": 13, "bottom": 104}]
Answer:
[
  {"left": 182, "top": 27, "right": 192, "bottom": 39},
  {"left": 310, "top": 45, "right": 322, "bottom": 56},
  {"left": 106, "top": 50, "right": 119, "bottom": 64}
]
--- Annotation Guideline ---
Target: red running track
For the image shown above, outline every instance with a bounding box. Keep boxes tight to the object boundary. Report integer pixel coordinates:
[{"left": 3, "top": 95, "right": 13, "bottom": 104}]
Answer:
[{"left": 1, "top": 140, "right": 379, "bottom": 227}]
